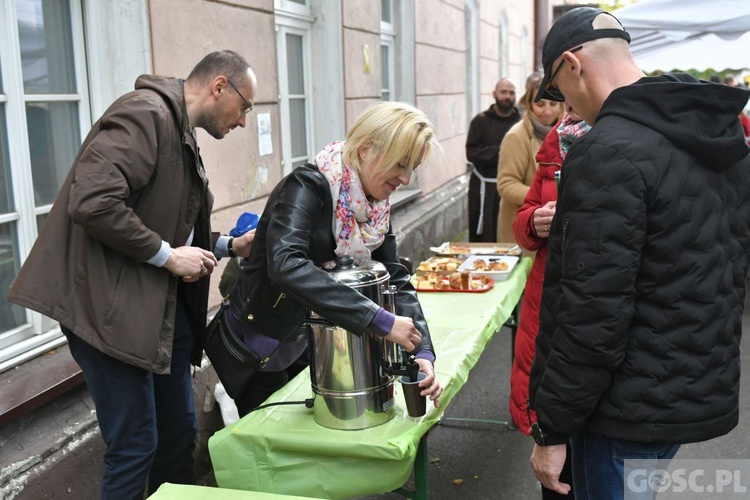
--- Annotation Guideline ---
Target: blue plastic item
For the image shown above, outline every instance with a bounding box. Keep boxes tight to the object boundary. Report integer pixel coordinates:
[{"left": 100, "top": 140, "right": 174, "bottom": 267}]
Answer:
[{"left": 229, "top": 212, "right": 260, "bottom": 237}]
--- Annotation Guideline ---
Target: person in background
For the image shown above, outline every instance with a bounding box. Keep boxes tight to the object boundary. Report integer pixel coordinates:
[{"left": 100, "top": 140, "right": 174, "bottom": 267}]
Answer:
[
  {"left": 7, "top": 50, "right": 257, "bottom": 499},
  {"left": 724, "top": 74, "right": 739, "bottom": 87},
  {"left": 466, "top": 77, "right": 521, "bottom": 242},
  {"left": 496, "top": 73, "right": 563, "bottom": 244},
  {"left": 528, "top": 8, "right": 750, "bottom": 498},
  {"left": 224, "top": 101, "right": 443, "bottom": 416},
  {"left": 740, "top": 109, "right": 750, "bottom": 146},
  {"left": 511, "top": 107, "right": 590, "bottom": 500}
]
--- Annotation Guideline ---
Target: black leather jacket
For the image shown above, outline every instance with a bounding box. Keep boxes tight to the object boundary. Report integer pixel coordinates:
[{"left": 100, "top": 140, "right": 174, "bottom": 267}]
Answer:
[{"left": 229, "top": 164, "right": 434, "bottom": 356}]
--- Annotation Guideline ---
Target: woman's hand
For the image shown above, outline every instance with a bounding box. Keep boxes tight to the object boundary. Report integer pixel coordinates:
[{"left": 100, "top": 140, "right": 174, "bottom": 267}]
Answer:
[
  {"left": 414, "top": 357, "right": 442, "bottom": 408},
  {"left": 384, "top": 315, "right": 422, "bottom": 352},
  {"left": 533, "top": 201, "right": 557, "bottom": 238}
]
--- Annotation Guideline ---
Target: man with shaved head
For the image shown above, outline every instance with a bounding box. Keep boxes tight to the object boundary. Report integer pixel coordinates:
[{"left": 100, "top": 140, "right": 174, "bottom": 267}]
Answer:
[
  {"left": 527, "top": 7, "right": 750, "bottom": 498},
  {"left": 466, "top": 77, "right": 520, "bottom": 242}
]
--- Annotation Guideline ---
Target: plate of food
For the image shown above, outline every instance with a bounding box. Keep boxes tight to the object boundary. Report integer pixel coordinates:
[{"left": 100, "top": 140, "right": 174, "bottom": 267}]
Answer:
[
  {"left": 429, "top": 242, "right": 522, "bottom": 257},
  {"left": 414, "top": 256, "right": 465, "bottom": 275},
  {"left": 412, "top": 272, "right": 494, "bottom": 293},
  {"left": 458, "top": 255, "right": 519, "bottom": 281}
]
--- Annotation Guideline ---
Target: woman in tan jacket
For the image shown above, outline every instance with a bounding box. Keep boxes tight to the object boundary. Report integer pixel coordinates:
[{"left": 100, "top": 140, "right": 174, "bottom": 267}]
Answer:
[{"left": 496, "top": 74, "right": 563, "bottom": 243}]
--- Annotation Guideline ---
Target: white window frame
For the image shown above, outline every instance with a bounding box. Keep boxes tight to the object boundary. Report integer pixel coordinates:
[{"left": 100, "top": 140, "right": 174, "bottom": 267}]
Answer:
[
  {"left": 276, "top": 5, "right": 314, "bottom": 176},
  {"left": 308, "top": 0, "right": 344, "bottom": 152}
]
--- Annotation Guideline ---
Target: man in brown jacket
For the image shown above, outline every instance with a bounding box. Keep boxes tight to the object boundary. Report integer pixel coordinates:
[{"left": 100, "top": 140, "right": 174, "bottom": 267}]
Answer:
[{"left": 7, "top": 50, "right": 256, "bottom": 499}]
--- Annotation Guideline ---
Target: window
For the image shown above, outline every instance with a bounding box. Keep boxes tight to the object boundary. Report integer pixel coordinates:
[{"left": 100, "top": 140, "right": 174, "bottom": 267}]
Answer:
[
  {"left": 380, "top": 0, "right": 395, "bottom": 101},
  {"left": 379, "top": 0, "right": 420, "bottom": 195},
  {"left": 0, "top": 0, "right": 90, "bottom": 372},
  {"left": 276, "top": 1, "right": 314, "bottom": 176}
]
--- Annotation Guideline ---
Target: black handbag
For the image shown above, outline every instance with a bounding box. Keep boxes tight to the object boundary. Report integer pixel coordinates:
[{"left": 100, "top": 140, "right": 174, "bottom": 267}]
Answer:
[{"left": 203, "top": 301, "right": 266, "bottom": 400}]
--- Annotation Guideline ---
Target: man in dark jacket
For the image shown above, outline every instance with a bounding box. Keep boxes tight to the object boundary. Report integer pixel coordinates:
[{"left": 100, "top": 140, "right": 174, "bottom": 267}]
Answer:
[
  {"left": 8, "top": 51, "right": 257, "bottom": 498},
  {"left": 527, "top": 8, "right": 750, "bottom": 498},
  {"left": 466, "top": 78, "right": 520, "bottom": 242}
]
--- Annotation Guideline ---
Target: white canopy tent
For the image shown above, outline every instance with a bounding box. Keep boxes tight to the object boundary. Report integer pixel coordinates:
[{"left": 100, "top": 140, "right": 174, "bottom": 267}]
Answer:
[{"left": 612, "top": 0, "right": 750, "bottom": 72}]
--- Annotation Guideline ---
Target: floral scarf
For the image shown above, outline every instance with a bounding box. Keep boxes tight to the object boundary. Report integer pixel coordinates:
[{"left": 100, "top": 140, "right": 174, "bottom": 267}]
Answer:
[
  {"left": 314, "top": 141, "right": 391, "bottom": 260},
  {"left": 557, "top": 112, "right": 591, "bottom": 160}
]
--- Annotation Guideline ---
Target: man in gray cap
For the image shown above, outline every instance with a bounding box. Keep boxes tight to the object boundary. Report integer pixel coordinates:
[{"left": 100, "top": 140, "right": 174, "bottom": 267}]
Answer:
[{"left": 527, "top": 7, "right": 750, "bottom": 497}]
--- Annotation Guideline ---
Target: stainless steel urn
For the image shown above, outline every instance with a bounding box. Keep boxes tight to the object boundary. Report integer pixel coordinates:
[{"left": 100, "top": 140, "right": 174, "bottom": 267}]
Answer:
[{"left": 307, "top": 255, "right": 397, "bottom": 430}]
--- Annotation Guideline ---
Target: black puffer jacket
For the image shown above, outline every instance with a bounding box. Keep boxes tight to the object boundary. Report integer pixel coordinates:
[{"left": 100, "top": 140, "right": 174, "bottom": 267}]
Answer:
[
  {"left": 529, "top": 74, "right": 750, "bottom": 444},
  {"left": 229, "top": 164, "right": 434, "bottom": 355}
]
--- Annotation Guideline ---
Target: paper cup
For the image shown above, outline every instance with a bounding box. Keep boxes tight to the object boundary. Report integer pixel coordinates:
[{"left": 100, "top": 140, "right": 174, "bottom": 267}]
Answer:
[{"left": 399, "top": 372, "right": 427, "bottom": 417}]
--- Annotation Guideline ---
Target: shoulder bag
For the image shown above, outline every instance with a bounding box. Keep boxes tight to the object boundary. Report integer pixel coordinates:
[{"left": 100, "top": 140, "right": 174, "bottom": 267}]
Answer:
[{"left": 203, "top": 299, "right": 295, "bottom": 400}]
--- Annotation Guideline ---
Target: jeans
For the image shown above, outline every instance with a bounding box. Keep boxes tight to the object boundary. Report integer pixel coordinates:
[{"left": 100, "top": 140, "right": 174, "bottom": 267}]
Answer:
[
  {"left": 63, "top": 300, "right": 197, "bottom": 500},
  {"left": 570, "top": 430, "right": 680, "bottom": 500}
]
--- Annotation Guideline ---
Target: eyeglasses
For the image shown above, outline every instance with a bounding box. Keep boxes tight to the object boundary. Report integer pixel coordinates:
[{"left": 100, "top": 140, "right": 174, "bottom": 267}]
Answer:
[
  {"left": 227, "top": 79, "right": 254, "bottom": 114},
  {"left": 545, "top": 46, "right": 583, "bottom": 102}
]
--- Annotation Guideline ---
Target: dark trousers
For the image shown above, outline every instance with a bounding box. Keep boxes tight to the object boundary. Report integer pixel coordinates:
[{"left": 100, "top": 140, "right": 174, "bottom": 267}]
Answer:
[
  {"left": 233, "top": 353, "right": 308, "bottom": 416},
  {"left": 63, "top": 300, "right": 197, "bottom": 500},
  {"left": 468, "top": 173, "right": 500, "bottom": 242}
]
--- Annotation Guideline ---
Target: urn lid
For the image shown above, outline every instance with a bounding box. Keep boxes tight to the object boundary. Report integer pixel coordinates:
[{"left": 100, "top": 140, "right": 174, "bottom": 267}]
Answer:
[{"left": 321, "top": 255, "right": 389, "bottom": 288}]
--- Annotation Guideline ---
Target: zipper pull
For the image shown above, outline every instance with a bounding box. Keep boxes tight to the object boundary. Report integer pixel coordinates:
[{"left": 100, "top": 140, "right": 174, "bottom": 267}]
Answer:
[{"left": 273, "top": 292, "right": 286, "bottom": 308}]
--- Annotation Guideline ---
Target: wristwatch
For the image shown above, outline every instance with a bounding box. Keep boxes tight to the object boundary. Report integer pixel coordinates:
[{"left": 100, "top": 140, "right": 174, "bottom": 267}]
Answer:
[
  {"left": 227, "top": 237, "right": 236, "bottom": 258},
  {"left": 530, "top": 422, "right": 568, "bottom": 446}
]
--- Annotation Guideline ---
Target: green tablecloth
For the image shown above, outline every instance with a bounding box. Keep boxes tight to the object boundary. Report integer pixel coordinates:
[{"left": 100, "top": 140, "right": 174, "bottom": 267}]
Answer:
[
  {"left": 149, "top": 483, "right": 316, "bottom": 499},
  {"left": 208, "top": 257, "right": 532, "bottom": 499}
]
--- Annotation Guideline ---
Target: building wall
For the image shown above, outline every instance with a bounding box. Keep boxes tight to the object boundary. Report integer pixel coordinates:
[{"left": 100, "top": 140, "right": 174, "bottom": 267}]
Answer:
[{"left": 1, "top": 1, "right": 541, "bottom": 497}]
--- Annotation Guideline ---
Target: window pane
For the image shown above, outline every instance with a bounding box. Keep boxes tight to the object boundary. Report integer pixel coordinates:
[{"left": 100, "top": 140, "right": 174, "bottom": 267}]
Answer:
[
  {"left": 381, "top": 44, "right": 390, "bottom": 101},
  {"left": 0, "top": 106, "right": 13, "bottom": 213},
  {"left": 26, "top": 101, "right": 80, "bottom": 206},
  {"left": 381, "top": 0, "right": 392, "bottom": 23},
  {"left": 288, "top": 0, "right": 306, "bottom": 4},
  {"left": 17, "top": 0, "right": 76, "bottom": 94},
  {"left": 0, "top": 224, "right": 24, "bottom": 332},
  {"left": 36, "top": 213, "right": 47, "bottom": 233},
  {"left": 286, "top": 34, "right": 305, "bottom": 94},
  {"left": 289, "top": 98, "right": 307, "bottom": 159}
]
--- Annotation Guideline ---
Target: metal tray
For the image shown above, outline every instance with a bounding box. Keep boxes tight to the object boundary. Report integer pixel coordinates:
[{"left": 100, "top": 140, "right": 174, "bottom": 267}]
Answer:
[{"left": 429, "top": 242, "right": 521, "bottom": 256}]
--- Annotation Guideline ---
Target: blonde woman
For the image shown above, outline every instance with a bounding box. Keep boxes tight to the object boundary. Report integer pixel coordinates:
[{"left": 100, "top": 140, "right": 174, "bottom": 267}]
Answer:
[
  {"left": 496, "top": 74, "right": 564, "bottom": 243},
  {"left": 226, "top": 102, "right": 443, "bottom": 416}
]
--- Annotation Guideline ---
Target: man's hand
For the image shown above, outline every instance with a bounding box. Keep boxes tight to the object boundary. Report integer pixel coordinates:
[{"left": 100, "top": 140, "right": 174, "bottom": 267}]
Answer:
[
  {"left": 231, "top": 228, "right": 255, "bottom": 258},
  {"left": 530, "top": 443, "right": 570, "bottom": 495},
  {"left": 164, "top": 246, "right": 218, "bottom": 282}
]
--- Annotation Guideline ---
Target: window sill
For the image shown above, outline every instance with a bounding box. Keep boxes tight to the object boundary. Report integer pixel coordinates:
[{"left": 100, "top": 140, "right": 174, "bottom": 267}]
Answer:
[{"left": 0, "top": 344, "right": 83, "bottom": 427}]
